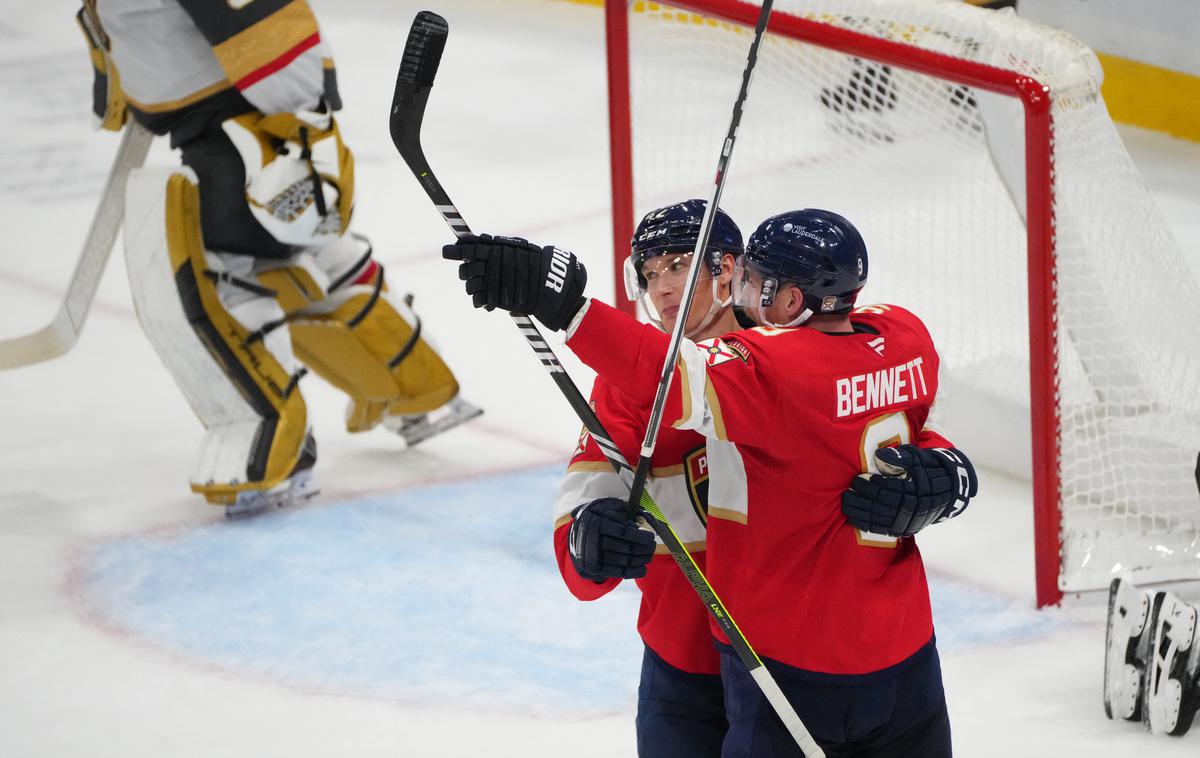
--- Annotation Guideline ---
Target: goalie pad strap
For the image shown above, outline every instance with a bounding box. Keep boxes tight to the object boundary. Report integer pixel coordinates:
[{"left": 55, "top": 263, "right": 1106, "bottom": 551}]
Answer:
[
  {"left": 388, "top": 314, "right": 422, "bottom": 369},
  {"left": 202, "top": 269, "right": 277, "bottom": 299},
  {"left": 327, "top": 246, "right": 374, "bottom": 292},
  {"left": 346, "top": 264, "right": 385, "bottom": 328}
]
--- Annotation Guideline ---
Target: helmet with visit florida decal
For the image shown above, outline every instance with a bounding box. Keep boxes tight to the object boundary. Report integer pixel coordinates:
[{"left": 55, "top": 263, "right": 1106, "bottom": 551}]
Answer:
[{"left": 734, "top": 209, "right": 867, "bottom": 326}]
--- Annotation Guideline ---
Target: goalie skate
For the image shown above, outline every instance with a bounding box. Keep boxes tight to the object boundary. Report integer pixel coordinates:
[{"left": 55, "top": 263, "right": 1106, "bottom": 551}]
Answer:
[
  {"left": 383, "top": 396, "right": 482, "bottom": 447},
  {"left": 1142, "top": 590, "right": 1200, "bottom": 736},
  {"left": 1104, "top": 576, "right": 1152, "bottom": 720},
  {"left": 225, "top": 436, "right": 319, "bottom": 520}
]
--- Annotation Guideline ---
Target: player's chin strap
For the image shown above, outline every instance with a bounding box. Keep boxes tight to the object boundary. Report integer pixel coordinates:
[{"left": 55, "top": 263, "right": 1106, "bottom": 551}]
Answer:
[
  {"left": 641, "top": 278, "right": 733, "bottom": 338},
  {"left": 687, "top": 288, "right": 733, "bottom": 337},
  {"left": 749, "top": 301, "right": 811, "bottom": 329},
  {"left": 744, "top": 283, "right": 812, "bottom": 328}
]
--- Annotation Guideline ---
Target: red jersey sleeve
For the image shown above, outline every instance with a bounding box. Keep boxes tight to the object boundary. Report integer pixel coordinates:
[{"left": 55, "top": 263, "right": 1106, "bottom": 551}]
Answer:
[
  {"left": 566, "top": 299, "right": 781, "bottom": 448},
  {"left": 550, "top": 375, "right": 643, "bottom": 601}
]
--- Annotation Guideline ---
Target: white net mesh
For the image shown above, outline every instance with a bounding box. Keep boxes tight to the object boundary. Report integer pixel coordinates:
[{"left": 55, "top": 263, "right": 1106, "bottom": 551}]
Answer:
[{"left": 625, "top": 0, "right": 1200, "bottom": 592}]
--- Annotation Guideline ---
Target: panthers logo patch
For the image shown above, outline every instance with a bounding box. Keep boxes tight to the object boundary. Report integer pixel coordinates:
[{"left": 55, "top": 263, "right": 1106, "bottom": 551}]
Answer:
[{"left": 685, "top": 446, "right": 710, "bottom": 525}]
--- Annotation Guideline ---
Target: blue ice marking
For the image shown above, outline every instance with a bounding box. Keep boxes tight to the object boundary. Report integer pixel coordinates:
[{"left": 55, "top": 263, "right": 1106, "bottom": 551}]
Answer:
[
  {"left": 81, "top": 466, "right": 644, "bottom": 713},
  {"left": 80, "top": 466, "right": 1059, "bottom": 713}
]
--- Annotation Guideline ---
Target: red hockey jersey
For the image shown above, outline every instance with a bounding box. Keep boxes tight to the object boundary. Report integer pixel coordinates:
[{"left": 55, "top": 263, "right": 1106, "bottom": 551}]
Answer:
[
  {"left": 567, "top": 299, "right": 946, "bottom": 675},
  {"left": 553, "top": 374, "right": 720, "bottom": 675}
]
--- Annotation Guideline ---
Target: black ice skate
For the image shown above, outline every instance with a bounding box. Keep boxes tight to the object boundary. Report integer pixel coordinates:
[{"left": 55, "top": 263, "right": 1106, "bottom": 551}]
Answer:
[
  {"left": 1142, "top": 590, "right": 1200, "bottom": 736},
  {"left": 224, "top": 434, "right": 320, "bottom": 520},
  {"left": 1104, "top": 575, "right": 1152, "bottom": 721}
]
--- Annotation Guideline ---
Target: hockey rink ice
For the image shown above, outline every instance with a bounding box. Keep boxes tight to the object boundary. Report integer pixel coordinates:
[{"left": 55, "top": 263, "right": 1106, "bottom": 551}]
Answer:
[{"left": 3, "top": 1, "right": 1200, "bottom": 755}]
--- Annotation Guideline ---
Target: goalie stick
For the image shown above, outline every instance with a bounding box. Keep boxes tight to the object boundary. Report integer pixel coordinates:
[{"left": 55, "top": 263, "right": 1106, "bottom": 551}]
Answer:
[
  {"left": 389, "top": 11, "right": 823, "bottom": 757},
  {"left": 0, "top": 121, "right": 153, "bottom": 370}
]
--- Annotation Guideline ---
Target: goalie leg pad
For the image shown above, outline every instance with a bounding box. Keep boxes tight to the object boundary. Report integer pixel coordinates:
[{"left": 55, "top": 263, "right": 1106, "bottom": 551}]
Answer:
[
  {"left": 124, "top": 167, "right": 311, "bottom": 506},
  {"left": 289, "top": 265, "right": 460, "bottom": 433},
  {"left": 1104, "top": 576, "right": 1152, "bottom": 721},
  {"left": 1142, "top": 591, "right": 1200, "bottom": 736}
]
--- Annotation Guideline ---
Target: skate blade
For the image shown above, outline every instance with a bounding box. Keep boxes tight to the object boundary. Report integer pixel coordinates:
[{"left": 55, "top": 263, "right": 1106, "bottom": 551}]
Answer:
[
  {"left": 224, "top": 471, "right": 320, "bottom": 520},
  {"left": 386, "top": 398, "right": 483, "bottom": 447},
  {"left": 1143, "top": 591, "right": 1200, "bottom": 736},
  {"left": 1104, "top": 576, "right": 1150, "bottom": 721}
]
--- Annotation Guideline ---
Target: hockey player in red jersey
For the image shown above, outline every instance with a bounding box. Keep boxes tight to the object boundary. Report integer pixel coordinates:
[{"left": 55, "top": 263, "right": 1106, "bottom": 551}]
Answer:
[
  {"left": 76, "top": 0, "right": 478, "bottom": 516},
  {"left": 553, "top": 199, "right": 743, "bottom": 757},
  {"left": 444, "top": 209, "right": 979, "bottom": 757}
]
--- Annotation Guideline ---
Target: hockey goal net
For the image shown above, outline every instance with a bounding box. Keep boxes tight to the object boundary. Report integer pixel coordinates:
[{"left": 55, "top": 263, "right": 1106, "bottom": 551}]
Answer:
[{"left": 604, "top": 0, "right": 1200, "bottom": 606}]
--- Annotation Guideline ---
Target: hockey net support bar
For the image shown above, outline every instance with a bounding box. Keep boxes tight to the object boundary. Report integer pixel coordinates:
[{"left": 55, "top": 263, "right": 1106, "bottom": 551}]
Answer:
[
  {"left": 605, "top": 0, "right": 1184, "bottom": 608},
  {"left": 605, "top": 1, "right": 637, "bottom": 317}
]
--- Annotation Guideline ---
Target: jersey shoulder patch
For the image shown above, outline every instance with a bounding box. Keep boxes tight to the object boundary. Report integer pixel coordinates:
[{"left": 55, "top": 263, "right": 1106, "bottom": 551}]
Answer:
[{"left": 695, "top": 336, "right": 750, "bottom": 367}]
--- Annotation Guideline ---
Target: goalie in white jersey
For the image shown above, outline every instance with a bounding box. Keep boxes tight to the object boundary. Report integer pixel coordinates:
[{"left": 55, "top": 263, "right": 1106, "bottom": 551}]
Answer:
[{"left": 76, "top": 0, "right": 479, "bottom": 517}]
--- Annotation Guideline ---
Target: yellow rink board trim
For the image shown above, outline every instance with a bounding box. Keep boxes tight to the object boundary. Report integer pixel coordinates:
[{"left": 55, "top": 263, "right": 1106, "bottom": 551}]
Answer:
[
  {"left": 550, "top": 0, "right": 1199, "bottom": 143},
  {"left": 1097, "top": 53, "right": 1200, "bottom": 143}
]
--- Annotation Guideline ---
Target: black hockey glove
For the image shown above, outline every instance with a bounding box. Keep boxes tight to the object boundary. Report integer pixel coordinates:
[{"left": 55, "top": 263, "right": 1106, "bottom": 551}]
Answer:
[
  {"left": 841, "top": 445, "right": 979, "bottom": 537},
  {"left": 442, "top": 234, "right": 587, "bottom": 332},
  {"left": 567, "top": 498, "right": 656, "bottom": 582}
]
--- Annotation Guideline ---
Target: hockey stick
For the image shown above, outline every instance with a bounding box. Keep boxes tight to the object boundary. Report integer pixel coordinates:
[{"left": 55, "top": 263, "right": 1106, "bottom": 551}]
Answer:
[
  {"left": 389, "top": 12, "right": 822, "bottom": 757},
  {"left": 389, "top": 11, "right": 635, "bottom": 487},
  {"left": 626, "top": 0, "right": 772, "bottom": 518},
  {"left": 0, "top": 121, "right": 153, "bottom": 370}
]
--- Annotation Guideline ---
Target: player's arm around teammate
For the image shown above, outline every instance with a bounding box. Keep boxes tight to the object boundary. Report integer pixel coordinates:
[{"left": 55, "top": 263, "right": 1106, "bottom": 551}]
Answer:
[{"left": 444, "top": 210, "right": 980, "bottom": 757}]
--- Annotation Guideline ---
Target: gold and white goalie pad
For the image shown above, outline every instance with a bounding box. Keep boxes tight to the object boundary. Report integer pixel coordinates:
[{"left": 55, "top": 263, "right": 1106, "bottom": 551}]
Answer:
[
  {"left": 255, "top": 233, "right": 467, "bottom": 434},
  {"left": 124, "top": 167, "right": 313, "bottom": 512}
]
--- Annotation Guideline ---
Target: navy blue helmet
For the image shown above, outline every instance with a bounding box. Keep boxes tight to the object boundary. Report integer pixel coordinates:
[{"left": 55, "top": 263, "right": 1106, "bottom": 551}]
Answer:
[
  {"left": 629, "top": 199, "right": 744, "bottom": 289},
  {"left": 742, "top": 209, "right": 867, "bottom": 315}
]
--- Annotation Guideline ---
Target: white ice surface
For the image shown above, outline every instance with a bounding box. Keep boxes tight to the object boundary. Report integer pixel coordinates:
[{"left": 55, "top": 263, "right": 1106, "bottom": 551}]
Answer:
[{"left": 2, "top": 1, "right": 1200, "bottom": 756}]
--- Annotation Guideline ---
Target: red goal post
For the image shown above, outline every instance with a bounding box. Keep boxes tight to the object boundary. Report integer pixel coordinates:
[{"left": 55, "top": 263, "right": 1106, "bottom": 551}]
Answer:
[{"left": 604, "top": 0, "right": 1200, "bottom": 607}]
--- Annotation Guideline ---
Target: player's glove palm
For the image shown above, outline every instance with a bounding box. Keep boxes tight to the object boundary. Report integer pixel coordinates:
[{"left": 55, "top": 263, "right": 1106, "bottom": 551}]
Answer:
[
  {"left": 568, "top": 497, "right": 656, "bottom": 582},
  {"left": 442, "top": 234, "right": 587, "bottom": 332},
  {"left": 841, "top": 445, "right": 978, "bottom": 537}
]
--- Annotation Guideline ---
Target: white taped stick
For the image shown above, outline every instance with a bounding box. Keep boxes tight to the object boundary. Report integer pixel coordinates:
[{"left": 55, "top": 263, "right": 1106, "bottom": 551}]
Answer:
[{"left": 0, "top": 122, "right": 153, "bottom": 369}]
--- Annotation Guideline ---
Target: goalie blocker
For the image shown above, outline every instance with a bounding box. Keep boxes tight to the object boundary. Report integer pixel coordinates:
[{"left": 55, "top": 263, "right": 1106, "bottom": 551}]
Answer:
[
  {"left": 124, "top": 167, "right": 474, "bottom": 516},
  {"left": 1105, "top": 576, "right": 1200, "bottom": 736}
]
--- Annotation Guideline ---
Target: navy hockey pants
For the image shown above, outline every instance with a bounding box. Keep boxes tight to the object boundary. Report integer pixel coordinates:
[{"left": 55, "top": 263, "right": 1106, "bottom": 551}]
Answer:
[
  {"left": 636, "top": 645, "right": 727, "bottom": 758},
  {"left": 718, "top": 638, "right": 951, "bottom": 757}
]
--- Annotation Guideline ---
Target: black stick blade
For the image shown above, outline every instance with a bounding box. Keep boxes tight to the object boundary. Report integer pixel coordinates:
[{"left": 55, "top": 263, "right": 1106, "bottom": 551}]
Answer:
[
  {"left": 391, "top": 11, "right": 449, "bottom": 155},
  {"left": 399, "top": 11, "right": 448, "bottom": 87}
]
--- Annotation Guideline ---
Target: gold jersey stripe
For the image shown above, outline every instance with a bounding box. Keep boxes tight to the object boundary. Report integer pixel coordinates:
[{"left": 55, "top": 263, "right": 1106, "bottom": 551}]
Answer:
[
  {"left": 650, "top": 463, "right": 685, "bottom": 478},
  {"left": 673, "top": 353, "right": 692, "bottom": 429},
  {"left": 213, "top": 1, "right": 319, "bottom": 86},
  {"left": 124, "top": 79, "right": 231, "bottom": 114},
  {"left": 708, "top": 506, "right": 747, "bottom": 525},
  {"left": 565, "top": 460, "right": 616, "bottom": 474},
  {"left": 704, "top": 377, "right": 727, "bottom": 441}
]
